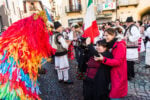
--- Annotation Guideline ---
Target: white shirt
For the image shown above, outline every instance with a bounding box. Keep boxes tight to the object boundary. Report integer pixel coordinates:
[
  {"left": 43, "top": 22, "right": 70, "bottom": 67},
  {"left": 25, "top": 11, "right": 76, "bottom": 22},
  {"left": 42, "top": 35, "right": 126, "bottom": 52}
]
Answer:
[
  {"left": 145, "top": 27, "right": 150, "bottom": 48},
  {"left": 128, "top": 26, "right": 141, "bottom": 42},
  {"left": 68, "top": 31, "right": 74, "bottom": 41},
  {"left": 58, "top": 37, "right": 68, "bottom": 50},
  {"left": 99, "top": 30, "right": 104, "bottom": 39},
  {"left": 126, "top": 25, "right": 140, "bottom": 61},
  {"left": 145, "top": 27, "right": 150, "bottom": 38}
]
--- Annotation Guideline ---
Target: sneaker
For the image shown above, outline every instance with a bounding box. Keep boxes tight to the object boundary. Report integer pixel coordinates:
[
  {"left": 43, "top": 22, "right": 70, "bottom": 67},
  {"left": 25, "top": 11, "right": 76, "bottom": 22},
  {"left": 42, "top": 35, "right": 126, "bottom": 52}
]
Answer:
[{"left": 64, "top": 80, "right": 73, "bottom": 84}]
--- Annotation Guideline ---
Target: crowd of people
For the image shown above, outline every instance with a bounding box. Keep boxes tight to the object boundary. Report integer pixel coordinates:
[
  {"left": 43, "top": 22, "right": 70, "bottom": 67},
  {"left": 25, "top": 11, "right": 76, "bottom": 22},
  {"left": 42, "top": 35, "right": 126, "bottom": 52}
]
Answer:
[{"left": 49, "top": 16, "right": 150, "bottom": 100}]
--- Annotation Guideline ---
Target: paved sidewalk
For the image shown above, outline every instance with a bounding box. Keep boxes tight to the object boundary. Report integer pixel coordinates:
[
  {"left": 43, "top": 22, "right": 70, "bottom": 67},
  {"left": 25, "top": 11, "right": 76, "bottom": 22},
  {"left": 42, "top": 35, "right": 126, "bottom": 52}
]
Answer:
[
  {"left": 123, "top": 53, "right": 150, "bottom": 100},
  {"left": 39, "top": 52, "right": 150, "bottom": 100}
]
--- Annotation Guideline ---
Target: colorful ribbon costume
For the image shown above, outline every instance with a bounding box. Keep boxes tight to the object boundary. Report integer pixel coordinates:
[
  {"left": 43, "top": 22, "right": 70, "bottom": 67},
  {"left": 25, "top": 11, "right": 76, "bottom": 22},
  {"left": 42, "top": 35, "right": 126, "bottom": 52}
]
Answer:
[{"left": 0, "top": 12, "right": 55, "bottom": 99}]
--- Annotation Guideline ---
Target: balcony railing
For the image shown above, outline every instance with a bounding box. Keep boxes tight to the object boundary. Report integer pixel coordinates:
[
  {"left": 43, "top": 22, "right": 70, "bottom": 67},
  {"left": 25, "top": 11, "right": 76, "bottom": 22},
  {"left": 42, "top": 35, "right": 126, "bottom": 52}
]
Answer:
[
  {"left": 97, "top": 13, "right": 112, "bottom": 18},
  {"left": 118, "top": 0, "right": 139, "bottom": 6},
  {"left": 65, "top": 4, "right": 82, "bottom": 13}
]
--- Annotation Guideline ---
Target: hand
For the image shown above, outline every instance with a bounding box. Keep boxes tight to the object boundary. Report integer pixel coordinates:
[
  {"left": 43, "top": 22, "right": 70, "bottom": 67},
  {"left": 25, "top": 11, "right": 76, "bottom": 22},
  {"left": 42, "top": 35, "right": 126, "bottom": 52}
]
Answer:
[
  {"left": 47, "top": 58, "right": 52, "bottom": 62},
  {"left": 74, "top": 37, "right": 77, "bottom": 41},
  {"left": 66, "top": 40, "right": 71, "bottom": 45},
  {"left": 86, "top": 37, "right": 91, "bottom": 45},
  {"left": 94, "top": 54, "right": 104, "bottom": 61}
]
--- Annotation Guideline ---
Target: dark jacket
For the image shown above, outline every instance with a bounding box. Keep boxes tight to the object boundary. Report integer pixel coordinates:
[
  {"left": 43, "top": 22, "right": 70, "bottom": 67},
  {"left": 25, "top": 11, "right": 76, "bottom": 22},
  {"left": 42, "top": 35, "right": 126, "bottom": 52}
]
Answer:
[
  {"left": 86, "top": 50, "right": 112, "bottom": 94},
  {"left": 83, "top": 44, "right": 112, "bottom": 100},
  {"left": 94, "top": 51, "right": 112, "bottom": 95},
  {"left": 78, "top": 45, "right": 92, "bottom": 72}
]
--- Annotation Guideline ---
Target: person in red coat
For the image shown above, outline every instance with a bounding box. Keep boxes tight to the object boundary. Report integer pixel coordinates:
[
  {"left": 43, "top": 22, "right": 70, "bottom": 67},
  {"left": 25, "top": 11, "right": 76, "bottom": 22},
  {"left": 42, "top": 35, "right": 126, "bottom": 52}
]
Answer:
[{"left": 94, "top": 28, "right": 128, "bottom": 100}]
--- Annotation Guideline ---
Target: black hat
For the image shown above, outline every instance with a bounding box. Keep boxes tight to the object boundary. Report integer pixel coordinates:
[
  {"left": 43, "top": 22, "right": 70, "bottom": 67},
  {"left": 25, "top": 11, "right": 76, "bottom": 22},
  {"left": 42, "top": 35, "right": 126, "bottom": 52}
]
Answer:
[
  {"left": 74, "top": 25, "right": 80, "bottom": 29},
  {"left": 54, "top": 21, "right": 62, "bottom": 29},
  {"left": 126, "top": 16, "right": 134, "bottom": 22},
  {"left": 107, "top": 22, "right": 113, "bottom": 27}
]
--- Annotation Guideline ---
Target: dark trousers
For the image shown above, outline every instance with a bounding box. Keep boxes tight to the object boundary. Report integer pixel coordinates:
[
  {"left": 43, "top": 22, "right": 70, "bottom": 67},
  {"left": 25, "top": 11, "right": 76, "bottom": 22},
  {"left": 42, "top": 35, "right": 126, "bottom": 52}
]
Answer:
[
  {"left": 51, "top": 55, "right": 55, "bottom": 64},
  {"left": 127, "top": 61, "right": 135, "bottom": 80},
  {"left": 74, "top": 46, "right": 80, "bottom": 63},
  {"left": 84, "top": 94, "right": 109, "bottom": 100},
  {"left": 83, "top": 78, "right": 110, "bottom": 100}
]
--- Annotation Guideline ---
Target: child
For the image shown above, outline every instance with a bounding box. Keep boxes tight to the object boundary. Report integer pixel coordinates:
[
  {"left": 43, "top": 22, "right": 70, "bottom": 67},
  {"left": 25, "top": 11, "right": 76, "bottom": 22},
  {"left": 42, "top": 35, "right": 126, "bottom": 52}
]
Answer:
[{"left": 83, "top": 39, "right": 112, "bottom": 100}]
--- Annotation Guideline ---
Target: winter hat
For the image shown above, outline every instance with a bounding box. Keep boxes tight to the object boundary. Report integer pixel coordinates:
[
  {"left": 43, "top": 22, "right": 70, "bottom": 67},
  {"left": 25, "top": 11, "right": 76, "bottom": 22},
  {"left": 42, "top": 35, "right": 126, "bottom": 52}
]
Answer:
[
  {"left": 126, "top": 16, "right": 134, "bottom": 22},
  {"left": 71, "top": 23, "right": 78, "bottom": 28},
  {"left": 54, "top": 21, "right": 62, "bottom": 29},
  {"left": 74, "top": 25, "right": 80, "bottom": 29}
]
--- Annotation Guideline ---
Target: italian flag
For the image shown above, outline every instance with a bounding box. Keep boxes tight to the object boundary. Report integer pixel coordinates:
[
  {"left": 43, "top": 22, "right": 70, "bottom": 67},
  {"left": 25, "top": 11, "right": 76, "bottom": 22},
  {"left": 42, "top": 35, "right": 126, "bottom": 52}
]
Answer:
[{"left": 82, "top": 0, "right": 100, "bottom": 43}]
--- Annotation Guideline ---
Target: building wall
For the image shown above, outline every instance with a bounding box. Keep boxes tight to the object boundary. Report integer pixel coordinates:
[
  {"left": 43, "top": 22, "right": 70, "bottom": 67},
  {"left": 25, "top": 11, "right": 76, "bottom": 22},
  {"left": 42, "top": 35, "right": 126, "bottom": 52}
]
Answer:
[
  {"left": 0, "top": 0, "right": 53, "bottom": 27},
  {"left": 98, "top": 0, "right": 150, "bottom": 22},
  {"left": 56, "top": 0, "right": 87, "bottom": 27},
  {"left": 136, "top": 0, "right": 150, "bottom": 20},
  {"left": 0, "top": 6, "right": 9, "bottom": 27},
  {"left": 56, "top": 0, "right": 150, "bottom": 27},
  {"left": 8, "top": 0, "right": 23, "bottom": 24},
  {"left": 0, "top": 0, "right": 21, "bottom": 27},
  {"left": 117, "top": 0, "right": 150, "bottom": 22},
  {"left": 117, "top": 6, "right": 137, "bottom": 22}
]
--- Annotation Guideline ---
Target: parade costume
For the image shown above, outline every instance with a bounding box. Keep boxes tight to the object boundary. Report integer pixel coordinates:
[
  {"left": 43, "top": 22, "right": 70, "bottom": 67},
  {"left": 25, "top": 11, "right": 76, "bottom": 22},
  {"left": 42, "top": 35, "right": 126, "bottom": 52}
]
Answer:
[
  {"left": 124, "top": 17, "right": 141, "bottom": 80},
  {"left": 53, "top": 31, "right": 70, "bottom": 82},
  {"left": 145, "top": 27, "right": 150, "bottom": 66},
  {"left": 0, "top": 12, "right": 55, "bottom": 99},
  {"left": 52, "top": 21, "right": 73, "bottom": 83}
]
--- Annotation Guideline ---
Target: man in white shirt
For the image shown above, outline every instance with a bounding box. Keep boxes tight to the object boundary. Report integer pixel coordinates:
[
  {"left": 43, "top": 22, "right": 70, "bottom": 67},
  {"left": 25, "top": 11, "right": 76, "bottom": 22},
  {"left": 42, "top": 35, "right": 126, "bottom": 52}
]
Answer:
[
  {"left": 124, "top": 16, "right": 141, "bottom": 80},
  {"left": 145, "top": 22, "right": 150, "bottom": 68},
  {"left": 52, "top": 21, "right": 73, "bottom": 84},
  {"left": 71, "top": 24, "right": 82, "bottom": 64}
]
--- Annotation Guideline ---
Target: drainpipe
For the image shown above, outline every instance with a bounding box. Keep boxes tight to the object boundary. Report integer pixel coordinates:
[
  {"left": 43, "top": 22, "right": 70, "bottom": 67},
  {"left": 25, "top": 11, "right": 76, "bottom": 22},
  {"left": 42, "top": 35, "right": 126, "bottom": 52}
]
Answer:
[{"left": 116, "top": 0, "right": 118, "bottom": 20}]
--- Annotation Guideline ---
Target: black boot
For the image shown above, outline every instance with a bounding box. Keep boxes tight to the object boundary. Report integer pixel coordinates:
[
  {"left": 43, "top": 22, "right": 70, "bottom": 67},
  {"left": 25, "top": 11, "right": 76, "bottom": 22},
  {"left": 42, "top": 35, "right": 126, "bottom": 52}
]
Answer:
[
  {"left": 58, "top": 80, "right": 63, "bottom": 83},
  {"left": 64, "top": 80, "right": 73, "bottom": 84},
  {"left": 38, "top": 68, "right": 47, "bottom": 74},
  {"left": 145, "top": 65, "right": 150, "bottom": 68}
]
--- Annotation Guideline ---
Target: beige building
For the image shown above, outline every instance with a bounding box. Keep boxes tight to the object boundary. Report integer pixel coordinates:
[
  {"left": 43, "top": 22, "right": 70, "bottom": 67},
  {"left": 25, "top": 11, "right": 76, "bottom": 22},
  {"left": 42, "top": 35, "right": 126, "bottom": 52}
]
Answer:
[
  {"left": 96, "top": 0, "right": 150, "bottom": 23},
  {"left": 54, "top": 0, "right": 88, "bottom": 27},
  {"left": 0, "top": 0, "right": 23, "bottom": 28},
  {"left": 0, "top": 0, "right": 54, "bottom": 30},
  {"left": 55, "top": 0, "right": 150, "bottom": 27}
]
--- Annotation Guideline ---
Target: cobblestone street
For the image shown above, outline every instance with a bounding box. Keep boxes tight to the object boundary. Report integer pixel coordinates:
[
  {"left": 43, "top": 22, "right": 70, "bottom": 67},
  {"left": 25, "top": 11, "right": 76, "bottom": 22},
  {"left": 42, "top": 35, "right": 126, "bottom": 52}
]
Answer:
[{"left": 39, "top": 53, "right": 150, "bottom": 100}]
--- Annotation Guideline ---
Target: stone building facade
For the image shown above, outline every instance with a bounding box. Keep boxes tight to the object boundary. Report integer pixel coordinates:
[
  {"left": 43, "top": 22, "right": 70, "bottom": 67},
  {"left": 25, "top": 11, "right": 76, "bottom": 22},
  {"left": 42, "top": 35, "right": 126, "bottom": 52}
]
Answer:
[{"left": 55, "top": 0, "right": 150, "bottom": 26}]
